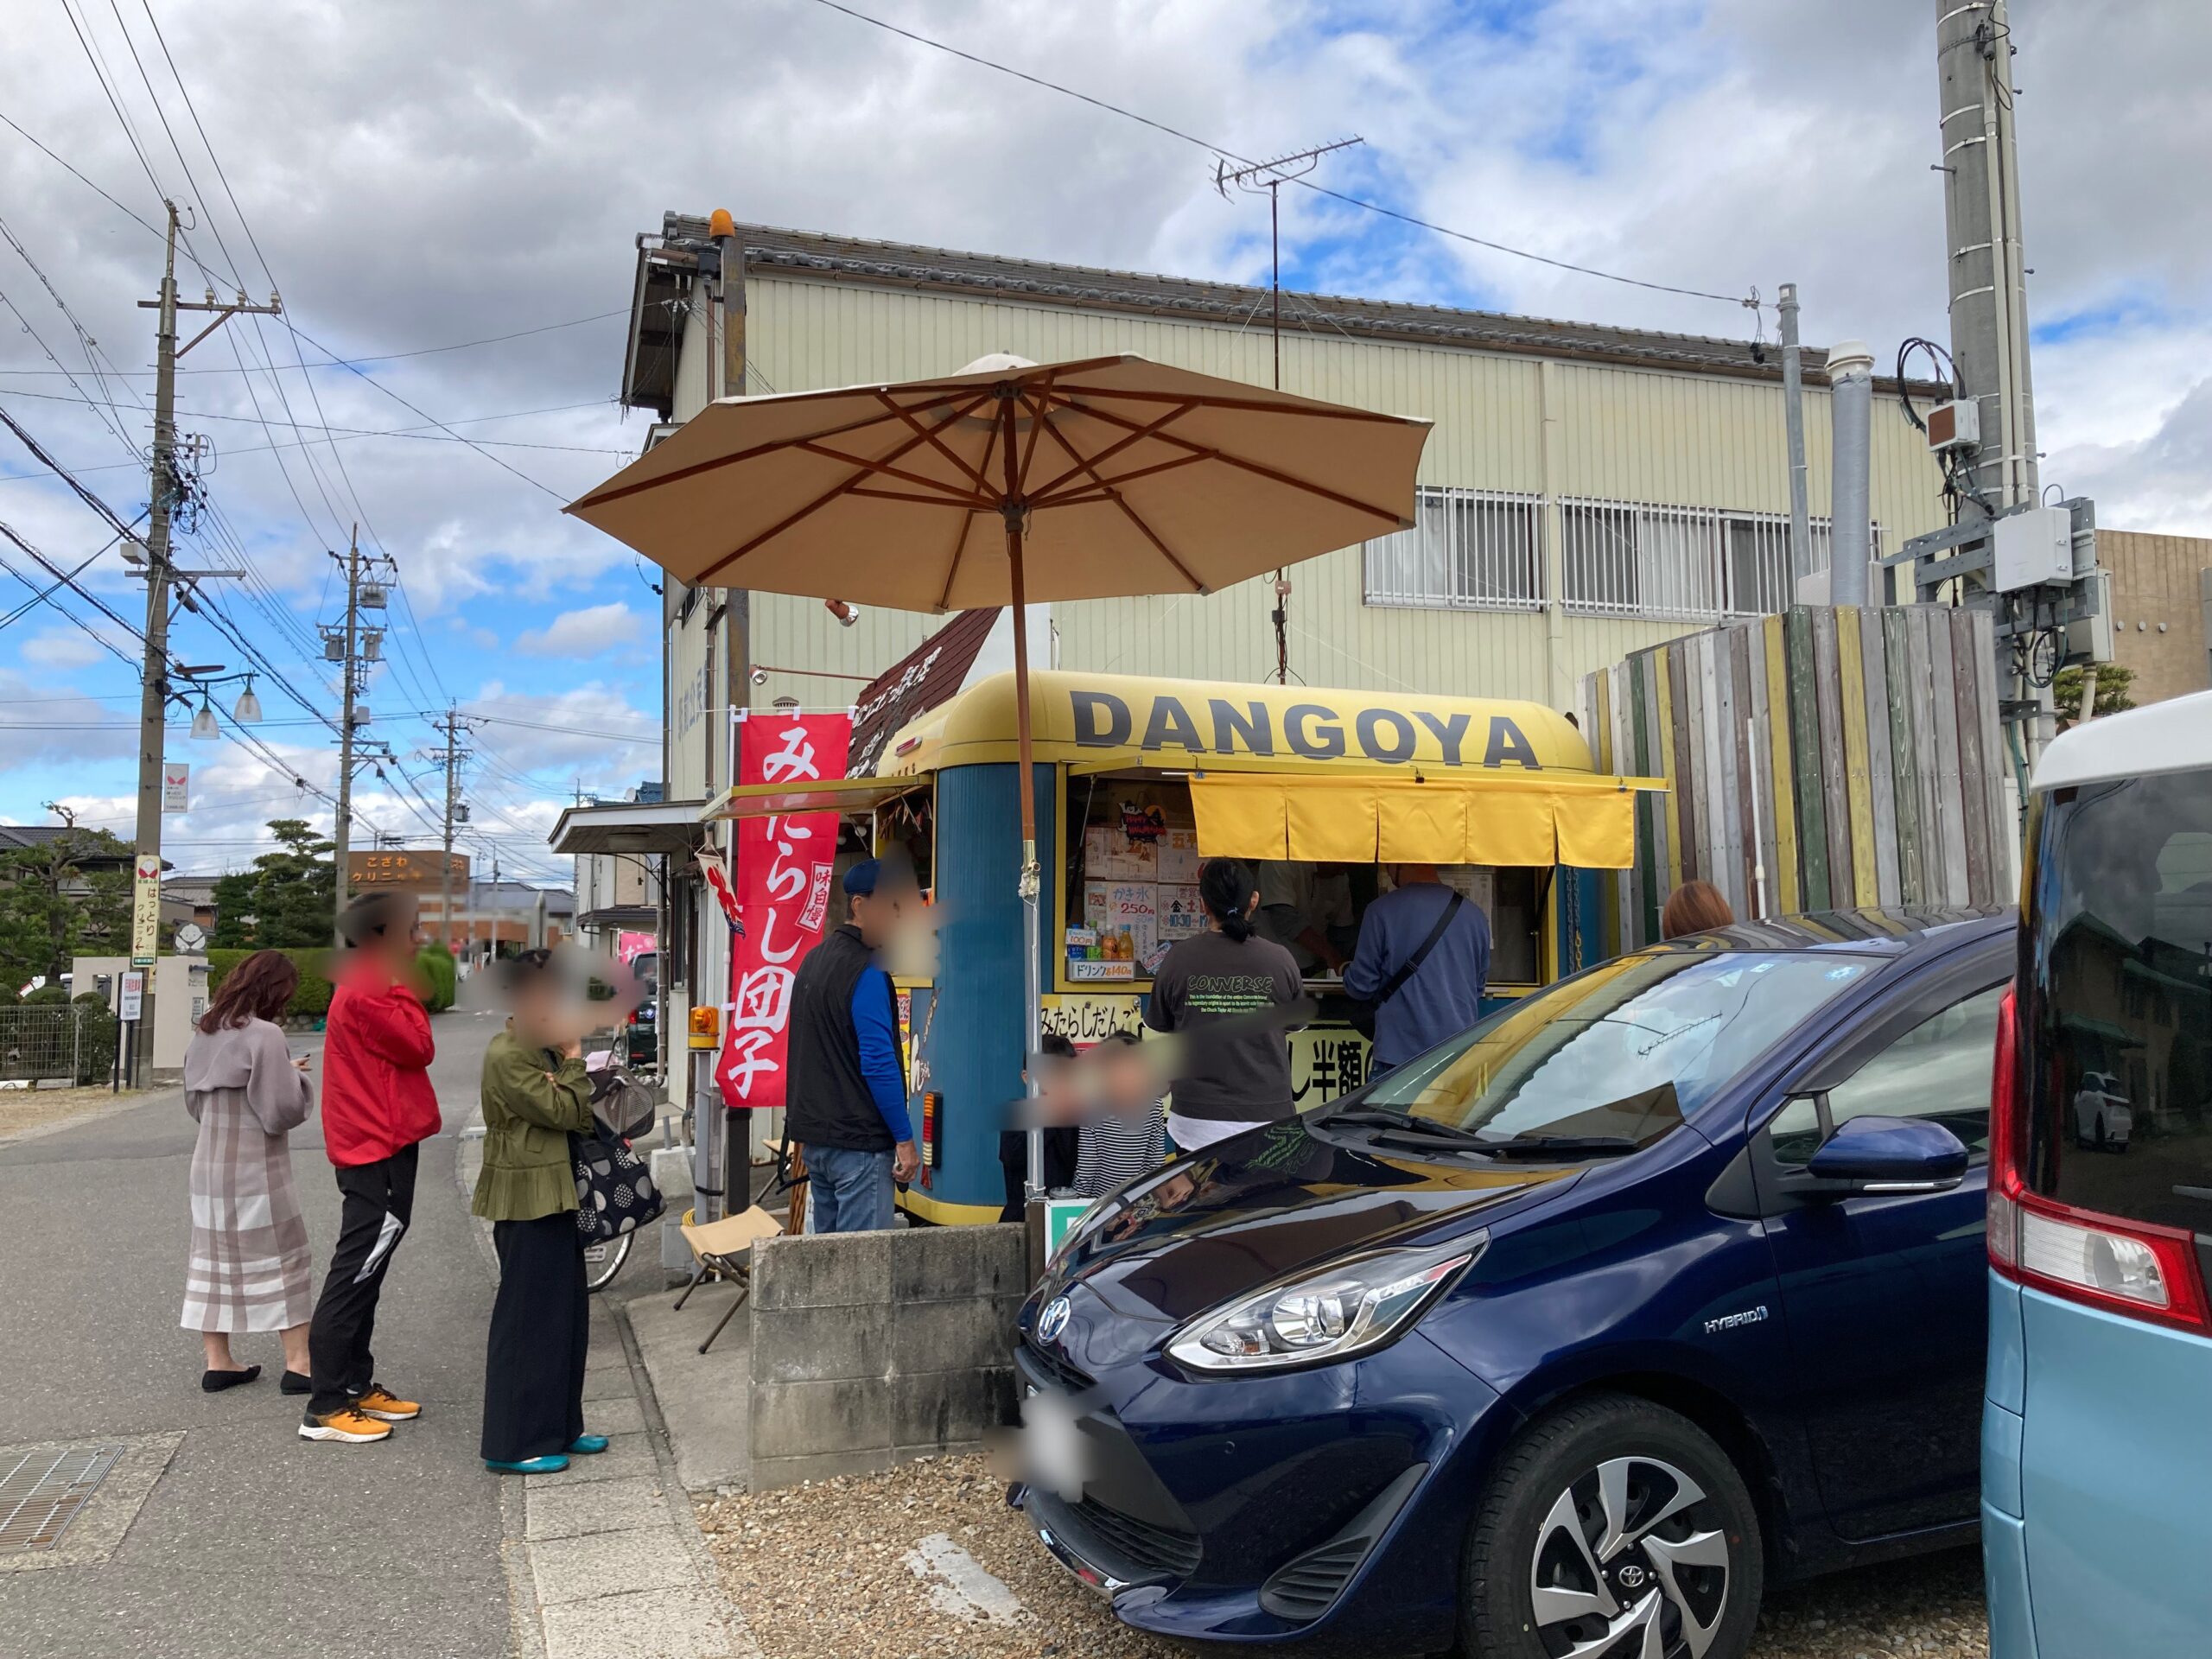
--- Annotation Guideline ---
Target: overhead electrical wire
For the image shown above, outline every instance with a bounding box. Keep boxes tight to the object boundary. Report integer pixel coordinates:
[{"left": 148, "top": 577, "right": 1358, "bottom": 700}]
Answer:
[{"left": 801, "top": 0, "right": 1759, "bottom": 310}]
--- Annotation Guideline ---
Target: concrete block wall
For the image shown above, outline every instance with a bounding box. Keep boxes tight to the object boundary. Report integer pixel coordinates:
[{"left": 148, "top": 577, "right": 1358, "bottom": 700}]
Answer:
[{"left": 747, "top": 1224, "right": 1026, "bottom": 1491}]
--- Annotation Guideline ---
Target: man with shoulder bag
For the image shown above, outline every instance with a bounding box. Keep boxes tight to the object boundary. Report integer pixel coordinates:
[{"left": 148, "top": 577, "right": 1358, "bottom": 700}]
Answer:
[{"left": 1344, "top": 865, "right": 1491, "bottom": 1080}]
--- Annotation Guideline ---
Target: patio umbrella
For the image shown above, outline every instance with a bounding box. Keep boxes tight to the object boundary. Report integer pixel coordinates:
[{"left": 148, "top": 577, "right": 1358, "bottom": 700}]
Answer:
[{"left": 567, "top": 352, "right": 1431, "bottom": 1200}]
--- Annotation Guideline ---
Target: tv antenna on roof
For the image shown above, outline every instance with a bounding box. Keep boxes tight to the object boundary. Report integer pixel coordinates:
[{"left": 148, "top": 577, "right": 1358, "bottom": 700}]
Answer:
[{"left": 1216, "top": 136, "right": 1365, "bottom": 687}]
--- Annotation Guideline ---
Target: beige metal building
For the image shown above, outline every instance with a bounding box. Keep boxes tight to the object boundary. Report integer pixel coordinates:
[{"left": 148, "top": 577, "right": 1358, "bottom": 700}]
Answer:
[{"left": 601, "top": 214, "right": 1951, "bottom": 1110}]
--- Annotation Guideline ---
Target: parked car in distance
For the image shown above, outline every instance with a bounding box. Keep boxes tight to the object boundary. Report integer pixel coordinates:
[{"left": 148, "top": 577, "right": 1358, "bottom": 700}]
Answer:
[
  {"left": 1017, "top": 907, "right": 2012, "bottom": 1659},
  {"left": 2069, "top": 1071, "right": 2132, "bottom": 1151},
  {"left": 1986, "top": 690, "right": 2212, "bottom": 1659}
]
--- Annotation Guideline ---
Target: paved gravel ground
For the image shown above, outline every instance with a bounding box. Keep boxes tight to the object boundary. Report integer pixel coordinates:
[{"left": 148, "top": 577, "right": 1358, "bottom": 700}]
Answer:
[{"left": 699, "top": 1455, "right": 1989, "bottom": 1659}]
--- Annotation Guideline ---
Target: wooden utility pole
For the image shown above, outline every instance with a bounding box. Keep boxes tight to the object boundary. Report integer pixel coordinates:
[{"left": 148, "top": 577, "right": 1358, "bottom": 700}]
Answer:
[{"left": 128, "top": 201, "right": 279, "bottom": 1083}]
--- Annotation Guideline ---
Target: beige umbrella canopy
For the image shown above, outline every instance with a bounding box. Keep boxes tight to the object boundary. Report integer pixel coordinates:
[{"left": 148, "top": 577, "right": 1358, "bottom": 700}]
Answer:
[
  {"left": 566, "top": 351, "right": 1431, "bottom": 1206},
  {"left": 566, "top": 352, "right": 1431, "bottom": 608}
]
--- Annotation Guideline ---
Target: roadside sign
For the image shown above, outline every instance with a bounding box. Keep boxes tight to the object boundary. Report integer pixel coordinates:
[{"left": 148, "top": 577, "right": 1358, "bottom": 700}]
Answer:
[
  {"left": 162, "top": 762, "right": 189, "bottom": 814},
  {"left": 130, "top": 853, "right": 162, "bottom": 965},
  {"left": 119, "top": 970, "right": 143, "bottom": 1022},
  {"left": 174, "top": 921, "right": 207, "bottom": 955},
  {"left": 1044, "top": 1198, "right": 1092, "bottom": 1259},
  {"left": 347, "top": 849, "right": 468, "bottom": 888}
]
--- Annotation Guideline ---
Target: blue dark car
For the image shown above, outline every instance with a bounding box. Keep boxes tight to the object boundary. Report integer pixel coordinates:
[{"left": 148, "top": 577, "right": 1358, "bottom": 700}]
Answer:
[{"left": 1014, "top": 908, "right": 2012, "bottom": 1658}]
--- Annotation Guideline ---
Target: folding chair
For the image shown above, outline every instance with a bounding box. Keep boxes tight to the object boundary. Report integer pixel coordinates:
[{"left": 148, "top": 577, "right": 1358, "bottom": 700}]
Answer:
[{"left": 672, "top": 1207, "right": 784, "bottom": 1355}]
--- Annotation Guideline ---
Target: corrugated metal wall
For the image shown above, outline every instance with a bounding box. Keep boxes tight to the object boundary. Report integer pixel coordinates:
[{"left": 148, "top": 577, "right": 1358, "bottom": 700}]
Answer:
[{"left": 736, "top": 275, "right": 1949, "bottom": 711}]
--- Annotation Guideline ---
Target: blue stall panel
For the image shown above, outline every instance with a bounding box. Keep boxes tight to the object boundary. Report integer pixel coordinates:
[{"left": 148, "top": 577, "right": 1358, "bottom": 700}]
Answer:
[{"left": 905, "top": 760, "right": 1056, "bottom": 1224}]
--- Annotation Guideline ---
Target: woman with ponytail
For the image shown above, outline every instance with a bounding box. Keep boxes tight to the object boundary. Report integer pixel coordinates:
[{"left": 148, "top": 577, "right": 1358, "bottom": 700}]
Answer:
[{"left": 1143, "top": 856, "right": 1305, "bottom": 1154}]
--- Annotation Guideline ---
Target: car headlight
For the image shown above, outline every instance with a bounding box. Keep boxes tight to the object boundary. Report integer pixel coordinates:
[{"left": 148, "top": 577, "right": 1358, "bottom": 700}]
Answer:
[{"left": 1166, "top": 1233, "right": 1485, "bottom": 1374}]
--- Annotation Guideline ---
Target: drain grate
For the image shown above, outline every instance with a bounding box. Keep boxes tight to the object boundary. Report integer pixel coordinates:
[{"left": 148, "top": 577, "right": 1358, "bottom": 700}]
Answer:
[{"left": 0, "top": 1444, "right": 125, "bottom": 1554}]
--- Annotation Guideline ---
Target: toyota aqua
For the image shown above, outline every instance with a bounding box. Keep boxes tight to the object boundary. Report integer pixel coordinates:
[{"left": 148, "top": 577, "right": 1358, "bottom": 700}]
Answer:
[{"left": 1014, "top": 910, "right": 2012, "bottom": 1658}]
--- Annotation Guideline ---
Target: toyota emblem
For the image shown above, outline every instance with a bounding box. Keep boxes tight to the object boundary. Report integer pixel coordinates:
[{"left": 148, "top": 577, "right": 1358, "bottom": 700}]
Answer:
[
  {"left": 1617, "top": 1564, "right": 1647, "bottom": 1589},
  {"left": 1037, "top": 1296, "right": 1072, "bottom": 1344}
]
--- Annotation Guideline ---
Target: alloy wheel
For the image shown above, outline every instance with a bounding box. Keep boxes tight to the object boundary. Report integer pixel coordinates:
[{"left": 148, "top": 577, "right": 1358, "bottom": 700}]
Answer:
[{"left": 1527, "top": 1453, "right": 1731, "bottom": 1658}]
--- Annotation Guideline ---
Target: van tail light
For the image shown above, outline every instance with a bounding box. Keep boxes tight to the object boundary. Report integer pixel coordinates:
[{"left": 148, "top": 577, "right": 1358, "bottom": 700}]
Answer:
[{"left": 1986, "top": 983, "right": 2211, "bottom": 1333}]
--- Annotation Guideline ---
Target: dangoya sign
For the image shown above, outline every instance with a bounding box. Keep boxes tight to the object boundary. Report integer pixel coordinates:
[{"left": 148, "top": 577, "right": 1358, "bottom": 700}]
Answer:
[{"left": 1067, "top": 685, "right": 1556, "bottom": 771}]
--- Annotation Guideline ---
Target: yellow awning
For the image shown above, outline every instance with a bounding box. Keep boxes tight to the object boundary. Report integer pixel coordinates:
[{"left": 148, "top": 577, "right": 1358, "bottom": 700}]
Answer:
[{"left": 1188, "top": 773, "right": 1665, "bottom": 870}]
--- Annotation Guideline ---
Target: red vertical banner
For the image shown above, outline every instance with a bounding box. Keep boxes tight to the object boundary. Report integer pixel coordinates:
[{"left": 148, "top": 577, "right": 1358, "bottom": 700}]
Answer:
[{"left": 718, "top": 710, "right": 852, "bottom": 1109}]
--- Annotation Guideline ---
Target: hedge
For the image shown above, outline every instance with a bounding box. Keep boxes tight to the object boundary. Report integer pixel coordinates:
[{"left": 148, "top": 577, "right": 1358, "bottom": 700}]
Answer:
[{"left": 205, "top": 945, "right": 455, "bottom": 1019}]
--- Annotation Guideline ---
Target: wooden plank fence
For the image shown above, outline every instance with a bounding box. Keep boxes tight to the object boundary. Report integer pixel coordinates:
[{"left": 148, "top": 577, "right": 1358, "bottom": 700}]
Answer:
[{"left": 1580, "top": 606, "right": 2013, "bottom": 947}]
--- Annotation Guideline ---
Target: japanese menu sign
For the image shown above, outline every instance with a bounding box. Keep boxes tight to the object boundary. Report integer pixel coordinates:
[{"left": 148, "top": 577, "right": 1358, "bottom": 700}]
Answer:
[{"left": 717, "top": 710, "right": 852, "bottom": 1110}]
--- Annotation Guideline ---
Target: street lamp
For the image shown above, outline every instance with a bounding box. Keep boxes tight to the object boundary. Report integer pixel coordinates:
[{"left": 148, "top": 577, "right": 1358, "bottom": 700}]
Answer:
[
  {"left": 188, "top": 697, "right": 219, "bottom": 741},
  {"left": 232, "top": 677, "right": 263, "bottom": 723}
]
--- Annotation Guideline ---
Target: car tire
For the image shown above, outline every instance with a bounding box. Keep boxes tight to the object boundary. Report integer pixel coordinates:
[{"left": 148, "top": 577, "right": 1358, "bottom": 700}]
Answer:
[{"left": 1460, "top": 1392, "right": 1764, "bottom": 1659}]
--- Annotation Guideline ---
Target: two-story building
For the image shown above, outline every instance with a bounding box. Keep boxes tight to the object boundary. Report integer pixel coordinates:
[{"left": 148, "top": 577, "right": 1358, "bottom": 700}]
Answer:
[{"left": 600, "top": 213, "right": 1950, "bottom": 1120}]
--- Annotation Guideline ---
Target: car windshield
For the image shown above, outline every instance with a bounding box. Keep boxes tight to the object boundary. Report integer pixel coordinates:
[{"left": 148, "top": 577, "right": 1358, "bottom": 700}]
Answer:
[{"left": 1348, "top": 948, "right": 1878, "bottom": 1144}]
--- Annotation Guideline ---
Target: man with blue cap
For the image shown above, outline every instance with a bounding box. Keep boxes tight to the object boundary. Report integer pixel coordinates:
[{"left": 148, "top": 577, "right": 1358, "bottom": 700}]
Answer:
[{"left": 783, "top": 855, "right": 919, "bottom": 1232}]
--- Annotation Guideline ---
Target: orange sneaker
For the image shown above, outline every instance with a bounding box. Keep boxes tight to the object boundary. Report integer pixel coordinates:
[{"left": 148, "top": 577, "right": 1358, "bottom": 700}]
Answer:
[
  {"left": 353, "top": 1384, "right": 421, "bottom": 1422},
  {"left": 298, "top": 1408, "right": 391, "bottom": 1445}
]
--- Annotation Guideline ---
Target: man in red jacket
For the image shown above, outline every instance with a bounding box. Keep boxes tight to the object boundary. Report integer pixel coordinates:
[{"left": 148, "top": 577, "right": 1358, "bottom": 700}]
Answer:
[{"left": 300, "top": 892, "right": 441, "bottom": 1445}]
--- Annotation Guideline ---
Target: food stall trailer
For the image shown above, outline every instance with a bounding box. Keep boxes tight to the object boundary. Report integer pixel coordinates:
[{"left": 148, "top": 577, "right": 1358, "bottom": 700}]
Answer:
[{"left": 708, "top": 669, "right": 1662, "bottom": 1224}]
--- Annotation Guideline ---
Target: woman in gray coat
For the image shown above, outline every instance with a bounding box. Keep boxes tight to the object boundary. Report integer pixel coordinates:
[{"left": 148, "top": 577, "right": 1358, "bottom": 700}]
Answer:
[{"left": 182, "top": 950, "right": 315, "bottom": 1393}]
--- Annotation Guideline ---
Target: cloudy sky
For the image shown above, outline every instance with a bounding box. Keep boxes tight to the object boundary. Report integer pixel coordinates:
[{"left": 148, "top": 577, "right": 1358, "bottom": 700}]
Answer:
[{"left": 2, "top": 0, "right": 2204, "bottom": 878}]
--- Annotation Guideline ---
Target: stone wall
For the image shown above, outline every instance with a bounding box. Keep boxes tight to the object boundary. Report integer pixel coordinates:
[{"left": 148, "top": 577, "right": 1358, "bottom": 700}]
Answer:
[{"left": 747, "top": 1224, "right": 1025, "bottom": 1491}]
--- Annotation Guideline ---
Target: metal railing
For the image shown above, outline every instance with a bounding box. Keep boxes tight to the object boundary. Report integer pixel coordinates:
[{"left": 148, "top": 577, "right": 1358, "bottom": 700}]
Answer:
[
  {"left": 1368, "top": 491, "right": 1882, "bottom": 623},
  {"left": 1363, "top": 486, "right": 1547, "bottom": 613},
  {"left": 0, "top": 1006, "right": 119, "bottom": 1086},
  {"left": 1560, "top": 499, "right": 1881, "bottom": 621}
]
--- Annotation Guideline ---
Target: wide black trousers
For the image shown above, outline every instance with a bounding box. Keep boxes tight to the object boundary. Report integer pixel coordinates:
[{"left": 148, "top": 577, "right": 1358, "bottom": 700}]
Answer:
[
  {"left": 306, "top": 1143, "right": 420, "bottom": 1417},
  {"left": 480, "top": 1211, "right": 588, "bottom": 1464}
]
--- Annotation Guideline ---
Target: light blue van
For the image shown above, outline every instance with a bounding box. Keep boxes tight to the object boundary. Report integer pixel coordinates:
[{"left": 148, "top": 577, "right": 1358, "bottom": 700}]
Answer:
[{"left": 1987, "top": 689, "right": 2212, "bottom": 1657}]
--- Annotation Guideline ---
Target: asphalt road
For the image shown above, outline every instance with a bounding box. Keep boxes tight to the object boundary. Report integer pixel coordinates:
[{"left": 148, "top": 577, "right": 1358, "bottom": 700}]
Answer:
[{"left": 0, "top": 1000, "right": 518, "bottom": 1659}]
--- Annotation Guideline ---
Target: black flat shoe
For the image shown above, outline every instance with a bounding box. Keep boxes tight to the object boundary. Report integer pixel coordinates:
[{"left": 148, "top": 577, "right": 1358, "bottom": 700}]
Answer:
[
  {"left": 281, "top": 1370, "right": 312, "bottom": 1395},
  {"left": 201, "top": 1364, "right": 263, "bottom": 1393}
]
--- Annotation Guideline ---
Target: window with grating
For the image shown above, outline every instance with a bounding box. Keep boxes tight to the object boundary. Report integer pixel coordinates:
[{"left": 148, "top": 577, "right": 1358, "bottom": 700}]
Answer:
[{"left": 1363, "top": 487, "right": 1545, "bottom": 613}]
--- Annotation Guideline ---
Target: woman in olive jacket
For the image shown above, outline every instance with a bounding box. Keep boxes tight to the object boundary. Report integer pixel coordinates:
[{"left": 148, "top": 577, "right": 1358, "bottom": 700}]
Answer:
[{"left": 474, "top": 950, "right": 607, "bottom": 1475}]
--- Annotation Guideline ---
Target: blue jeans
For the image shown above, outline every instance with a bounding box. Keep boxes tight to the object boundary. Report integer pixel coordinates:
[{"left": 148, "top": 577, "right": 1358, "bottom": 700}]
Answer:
[{"left": 804, "top": 1145, "right": 895, "bottom": 1234}]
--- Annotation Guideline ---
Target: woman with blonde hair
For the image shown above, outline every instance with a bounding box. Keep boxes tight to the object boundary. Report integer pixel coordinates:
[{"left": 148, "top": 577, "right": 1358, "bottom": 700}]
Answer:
[
  {"left": 1662, "top": 879, "right": 1736, "bottom": 940},
  {"left": 182, "top": 950, "right": 315, "bottom": 1393}
]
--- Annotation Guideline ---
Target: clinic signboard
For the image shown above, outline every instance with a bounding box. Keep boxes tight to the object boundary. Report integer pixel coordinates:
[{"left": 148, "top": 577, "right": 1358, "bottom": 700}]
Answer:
[{"left": 346, "top": 850, "right": 470, "bottom": 888}]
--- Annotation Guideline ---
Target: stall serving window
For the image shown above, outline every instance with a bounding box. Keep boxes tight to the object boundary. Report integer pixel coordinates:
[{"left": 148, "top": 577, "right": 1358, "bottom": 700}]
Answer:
[{"left": 1060, "top": 771, "right": 1545, "bottom": 994}]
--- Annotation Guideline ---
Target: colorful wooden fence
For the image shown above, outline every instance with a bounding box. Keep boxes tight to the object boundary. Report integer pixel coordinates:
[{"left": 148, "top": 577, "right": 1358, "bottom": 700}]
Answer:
[{"left": 1577, "top": 606, "right": 2014, "bottom": 952}]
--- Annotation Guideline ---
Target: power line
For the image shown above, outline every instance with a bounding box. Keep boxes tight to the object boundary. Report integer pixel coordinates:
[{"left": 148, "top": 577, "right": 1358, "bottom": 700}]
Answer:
[
  {"left": 801, "top": 0, "right": 1758, "bottom": 311},
  {"left": 0, "top": 308, "right": 630, "bottom": 377}
]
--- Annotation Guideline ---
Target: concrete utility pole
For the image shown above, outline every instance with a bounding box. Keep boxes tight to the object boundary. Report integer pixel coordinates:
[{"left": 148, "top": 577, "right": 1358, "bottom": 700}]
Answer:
[
  {"left": 431, "top": 706, "right": 471, "bottom": 950},
  {"left": 1935, "top": 0, "right": 2052, "bottom": 757},
  {"left": 1777, "top": 283, "right": 1814, "bottom": 588},
  {"left": 330, "top": 531, "right": 362, "bottom": 943},
  {"left": 128, "top": 201, "right": 278, "bottom": 1084}
]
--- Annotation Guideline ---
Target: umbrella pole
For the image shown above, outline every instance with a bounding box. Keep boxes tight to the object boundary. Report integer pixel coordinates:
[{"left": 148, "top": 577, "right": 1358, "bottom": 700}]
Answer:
[{"left": 1007, "top": 525, "right": 1046, "bottom": 1212}]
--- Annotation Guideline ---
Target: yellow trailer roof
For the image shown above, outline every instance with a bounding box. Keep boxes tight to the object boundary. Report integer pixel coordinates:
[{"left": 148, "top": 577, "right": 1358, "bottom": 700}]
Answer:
[{"left": 880, "top": 669, "right": 1598, "bottom": 780}]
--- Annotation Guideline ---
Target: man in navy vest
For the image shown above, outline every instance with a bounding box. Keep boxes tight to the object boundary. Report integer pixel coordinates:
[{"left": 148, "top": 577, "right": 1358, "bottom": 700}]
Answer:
[{"left": 785, "top": 858, "right": 919, "bottom": 1232}]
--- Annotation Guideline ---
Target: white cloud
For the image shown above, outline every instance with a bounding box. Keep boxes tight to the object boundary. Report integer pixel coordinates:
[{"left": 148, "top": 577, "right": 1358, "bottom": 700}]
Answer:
[
  {"left": 514, "top": 602, "right": 645, "bottom": 658},
  {"left": 21, "top": 628, "right": 126, "bottom": 671}
]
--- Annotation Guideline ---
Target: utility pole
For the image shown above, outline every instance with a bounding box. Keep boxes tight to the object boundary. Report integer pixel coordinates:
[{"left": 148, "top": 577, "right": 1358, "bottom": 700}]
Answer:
[
  {"left": 432, "top": 707, "right": 470, "bottom": 953},
  {"left": 1217, "top": 138, "right": 1365, "bottom": 684},
  {"left": 330, "top": 531, "right": 361, "bottom": 943},
  {"left": 1777, "top": 283, "right": 1813, "bottom": 589},
  {"left": 128, "top": 201, "right": 279, "bottom": 1084}
]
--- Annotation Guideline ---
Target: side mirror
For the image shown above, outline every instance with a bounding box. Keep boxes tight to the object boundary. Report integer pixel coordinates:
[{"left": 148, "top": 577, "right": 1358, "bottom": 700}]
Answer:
[{"left": 1796, "top": 1116, "right": 1969, "bottom": 1196}]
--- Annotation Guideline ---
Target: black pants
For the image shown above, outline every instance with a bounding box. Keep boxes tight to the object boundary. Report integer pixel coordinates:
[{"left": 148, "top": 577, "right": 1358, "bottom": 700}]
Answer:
[
  {"left": 480, "top": 1211, "right": 588, "bottom": 1464},
  {"left": 306, "top": 1143, "right": 420, "bottom": 1417}
]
